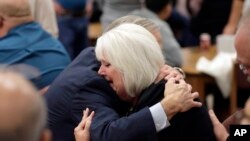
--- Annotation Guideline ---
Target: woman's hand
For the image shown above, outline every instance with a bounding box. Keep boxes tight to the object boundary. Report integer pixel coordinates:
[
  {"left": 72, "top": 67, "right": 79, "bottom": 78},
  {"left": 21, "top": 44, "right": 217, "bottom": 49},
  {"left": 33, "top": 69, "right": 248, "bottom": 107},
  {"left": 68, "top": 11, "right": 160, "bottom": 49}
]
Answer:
[{"left": 74, "top": 108, "right": 95, "bottom": 141}]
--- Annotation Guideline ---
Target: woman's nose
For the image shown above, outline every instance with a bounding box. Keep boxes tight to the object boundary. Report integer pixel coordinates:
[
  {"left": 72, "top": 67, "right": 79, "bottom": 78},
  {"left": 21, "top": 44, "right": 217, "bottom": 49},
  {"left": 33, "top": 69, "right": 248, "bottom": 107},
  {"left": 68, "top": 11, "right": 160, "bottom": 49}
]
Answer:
[{"left": 98, "top": 65, "right": 105, "bottom": 75}]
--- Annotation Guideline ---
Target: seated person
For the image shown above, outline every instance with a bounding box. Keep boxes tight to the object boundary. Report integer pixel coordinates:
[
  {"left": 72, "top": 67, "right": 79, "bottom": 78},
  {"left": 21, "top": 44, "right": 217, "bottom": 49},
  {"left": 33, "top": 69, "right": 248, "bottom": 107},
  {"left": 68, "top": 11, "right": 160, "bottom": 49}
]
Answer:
[
  {"left": 130, "top": 0, "right": 183, "bottom": 67},
  {"left": 0, "top": 0, "right": 71, "bottom": 89}
]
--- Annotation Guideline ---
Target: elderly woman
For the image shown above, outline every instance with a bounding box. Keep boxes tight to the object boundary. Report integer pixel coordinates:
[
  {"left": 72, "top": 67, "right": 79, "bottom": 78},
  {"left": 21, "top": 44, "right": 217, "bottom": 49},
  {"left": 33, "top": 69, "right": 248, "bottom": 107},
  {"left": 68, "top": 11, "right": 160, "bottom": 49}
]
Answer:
[
  {"left": 96, "top": 23, "right": 167, "bottom": 101},
  {"left": 94, "top": 23, "right": 216, "bottom": 141}
]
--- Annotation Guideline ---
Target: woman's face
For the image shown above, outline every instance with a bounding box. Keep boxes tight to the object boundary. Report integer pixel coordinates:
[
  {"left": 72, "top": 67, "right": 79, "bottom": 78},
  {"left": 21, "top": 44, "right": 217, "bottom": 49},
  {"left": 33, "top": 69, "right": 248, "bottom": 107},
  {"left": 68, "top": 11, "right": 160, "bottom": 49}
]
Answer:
[{"left": 98, "top": 59, "right": 132, "bottom": 101}]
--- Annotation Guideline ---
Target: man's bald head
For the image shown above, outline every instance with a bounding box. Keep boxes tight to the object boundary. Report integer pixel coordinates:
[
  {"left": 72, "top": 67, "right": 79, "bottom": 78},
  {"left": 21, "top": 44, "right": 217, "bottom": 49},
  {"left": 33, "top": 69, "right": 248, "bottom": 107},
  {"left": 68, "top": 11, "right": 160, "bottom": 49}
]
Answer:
[
  {"left": 0, "top": 70, "right": 47, "bottom": 141},
  {"left": 234, "top": 9, "right": 250, "bottom": 75},
  {"left": 0, "top": 0, "right": 31, "bottom": 18}
]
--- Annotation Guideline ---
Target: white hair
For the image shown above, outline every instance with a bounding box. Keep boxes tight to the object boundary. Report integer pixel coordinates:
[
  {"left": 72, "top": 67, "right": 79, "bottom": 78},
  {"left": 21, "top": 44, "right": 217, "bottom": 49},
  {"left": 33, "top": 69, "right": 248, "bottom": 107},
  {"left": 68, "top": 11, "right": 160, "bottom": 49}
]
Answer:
[{"left": 95, "top": 23, "right": 165, "bottom": 97}]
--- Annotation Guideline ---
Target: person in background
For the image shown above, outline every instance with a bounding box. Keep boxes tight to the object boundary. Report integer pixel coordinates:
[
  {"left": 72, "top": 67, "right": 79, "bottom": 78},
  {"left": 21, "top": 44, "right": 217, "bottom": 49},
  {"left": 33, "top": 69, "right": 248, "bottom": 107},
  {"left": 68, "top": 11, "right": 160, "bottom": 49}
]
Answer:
[
  {"left": 209, "top": 9, "right": 250, "bottom": 141},
  {"left": 0, "top": 69, "right": 51, "bottom": 141},
  {"left": 0, "top": 0, "right": 71, "bottom": 90},
  {"left": 29, "top": 0, "right": 58, "bottom": 37},
  {"left": 167, "top": 0, "right": 203, "bottom": 47},
  {"left": 223, "top": 0, "right": 244, "bottom": 35},
  {"left": 53, "top": 0, "right": 93, "bottom": 59},
  {"left": 223, "top": 0, "right": 250, "bottom": 35},
  {"left": 129, "top": 0, "right": 183, "bottom": 67},
  {"left": 96, "top": 0, "right": 143, "bottom": 29},
  {"left": 45, "top": 15, "right": 200, "bottom": 141},
  {"left": 189, "top": 0, "right": 233, "bottom": 45},
  {"left": 223, "top": 0, "right": 250, "bottom": 109},
  {"left": 29, "top": 0, "right": 59, "bottom": 37}
]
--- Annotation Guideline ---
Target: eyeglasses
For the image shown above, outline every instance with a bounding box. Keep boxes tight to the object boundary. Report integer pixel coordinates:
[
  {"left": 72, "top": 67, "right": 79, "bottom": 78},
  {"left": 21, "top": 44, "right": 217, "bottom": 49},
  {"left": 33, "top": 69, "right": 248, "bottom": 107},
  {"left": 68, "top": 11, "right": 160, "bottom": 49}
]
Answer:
[{"left": 239, "top": 64, "right": 250, "bottom": 74}]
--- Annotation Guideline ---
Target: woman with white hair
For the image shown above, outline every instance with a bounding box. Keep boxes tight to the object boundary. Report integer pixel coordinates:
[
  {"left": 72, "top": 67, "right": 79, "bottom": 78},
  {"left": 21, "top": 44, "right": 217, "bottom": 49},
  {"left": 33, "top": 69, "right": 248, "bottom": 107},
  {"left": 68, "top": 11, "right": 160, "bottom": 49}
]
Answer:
[
  {"left": 96, "top": 23, "right": 166, "bottom": 100},
  {"left": 94, "top": 23, "right": 217, "bottom": 141},
  {"left": 46, "top": 14, "right": 199, "bottom": 141}
]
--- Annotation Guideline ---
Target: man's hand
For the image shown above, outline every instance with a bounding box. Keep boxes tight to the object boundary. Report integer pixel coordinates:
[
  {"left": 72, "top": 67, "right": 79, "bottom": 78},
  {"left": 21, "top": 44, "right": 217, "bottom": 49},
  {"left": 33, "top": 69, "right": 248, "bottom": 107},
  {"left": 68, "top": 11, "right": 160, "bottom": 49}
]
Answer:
[{"left": 160, "top": 78, "right": 202, "bottom": 120}]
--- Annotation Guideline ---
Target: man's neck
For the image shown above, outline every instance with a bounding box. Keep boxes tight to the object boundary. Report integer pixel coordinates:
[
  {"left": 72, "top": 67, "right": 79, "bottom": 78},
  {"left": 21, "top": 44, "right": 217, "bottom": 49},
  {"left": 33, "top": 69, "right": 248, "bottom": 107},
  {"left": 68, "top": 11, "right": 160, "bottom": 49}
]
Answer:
[{"left": 0, "top": 16, "right": 33, "bottom": 38}]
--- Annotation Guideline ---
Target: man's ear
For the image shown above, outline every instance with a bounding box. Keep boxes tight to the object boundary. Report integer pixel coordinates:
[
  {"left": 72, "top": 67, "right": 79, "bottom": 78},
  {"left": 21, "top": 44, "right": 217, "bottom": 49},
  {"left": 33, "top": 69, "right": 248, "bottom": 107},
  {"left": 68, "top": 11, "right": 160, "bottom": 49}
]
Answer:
[
  {"left": 39, "top": 129, "right": 52, "bottom": 141},
  {"left": 0, "top": 16, "right": 4, "bottom": 27}
]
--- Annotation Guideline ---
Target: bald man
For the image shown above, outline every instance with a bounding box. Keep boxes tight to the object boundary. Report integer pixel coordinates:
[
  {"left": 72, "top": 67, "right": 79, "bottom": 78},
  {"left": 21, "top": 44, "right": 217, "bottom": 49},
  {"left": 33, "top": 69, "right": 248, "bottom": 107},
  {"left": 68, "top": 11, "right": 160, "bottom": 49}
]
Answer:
[
  {"left": 209, "top": 9, "right": 250, "bottom": 141},
  {"left": 0, "top": 0, "right": 71, "bottom": 90},
  {"left": 0, "top": 70, "right": 51, "bottom": 141}
]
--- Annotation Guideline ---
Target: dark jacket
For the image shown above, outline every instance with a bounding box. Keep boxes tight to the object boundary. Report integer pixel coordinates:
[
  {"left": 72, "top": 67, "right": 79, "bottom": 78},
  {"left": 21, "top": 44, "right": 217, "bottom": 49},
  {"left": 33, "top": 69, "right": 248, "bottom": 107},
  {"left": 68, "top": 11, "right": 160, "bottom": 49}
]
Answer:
[{"left": 133, "top": 80, "right": 217, "bottom": 141}]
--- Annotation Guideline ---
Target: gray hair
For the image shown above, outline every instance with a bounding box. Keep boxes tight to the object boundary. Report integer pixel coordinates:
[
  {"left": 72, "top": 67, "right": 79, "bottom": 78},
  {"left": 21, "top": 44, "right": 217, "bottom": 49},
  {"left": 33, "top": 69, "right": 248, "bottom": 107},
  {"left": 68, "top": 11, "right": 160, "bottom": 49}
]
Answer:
[
  {"left": 96, "top": 23, "right": 165, "bottom": 97},
  {"left": 104, "top": 15, "right": 159, "bottom": 33}
]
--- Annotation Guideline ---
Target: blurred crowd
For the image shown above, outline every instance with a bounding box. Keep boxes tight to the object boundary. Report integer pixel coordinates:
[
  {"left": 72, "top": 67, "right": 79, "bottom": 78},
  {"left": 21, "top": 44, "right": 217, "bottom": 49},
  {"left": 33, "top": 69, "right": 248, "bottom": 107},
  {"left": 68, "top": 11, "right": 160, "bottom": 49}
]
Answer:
[{"left": 0, "top": 0, "right": 250, "bottom": 141}]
